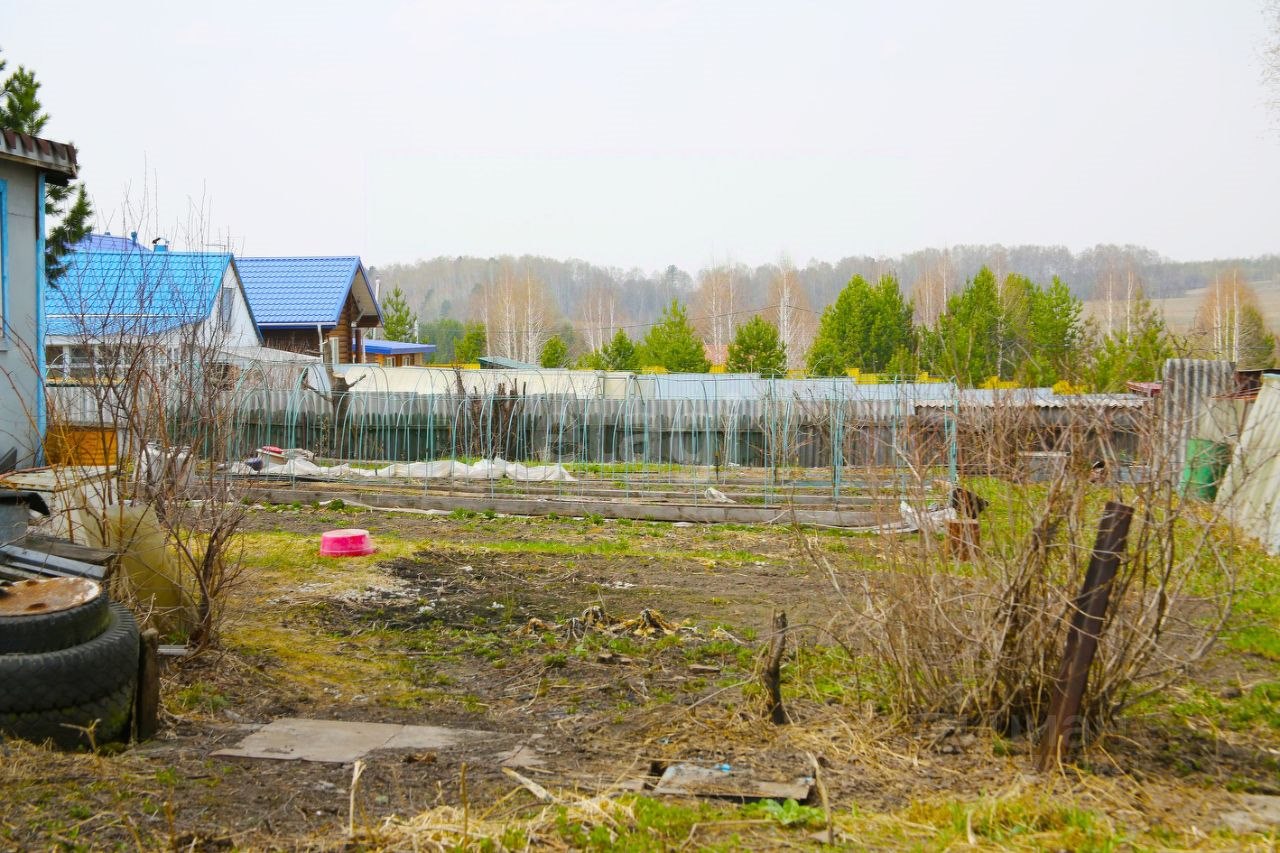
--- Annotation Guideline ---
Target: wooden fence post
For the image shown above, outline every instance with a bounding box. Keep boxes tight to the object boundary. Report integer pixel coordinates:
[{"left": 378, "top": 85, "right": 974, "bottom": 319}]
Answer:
[{"left": 1037, "top": 501, "right": 1133, "bottom": 771}]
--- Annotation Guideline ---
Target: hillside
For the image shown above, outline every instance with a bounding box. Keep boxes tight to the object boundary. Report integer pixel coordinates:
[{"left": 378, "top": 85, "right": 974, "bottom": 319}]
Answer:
[{"left": 374, "top": 246, "right": 1280, "bottom": 344}]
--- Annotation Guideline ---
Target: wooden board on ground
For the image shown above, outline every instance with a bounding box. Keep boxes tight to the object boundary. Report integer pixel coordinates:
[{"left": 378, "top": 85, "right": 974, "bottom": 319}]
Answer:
[{"left": 652, "top": 763, "right": 813, "bottom": 802}]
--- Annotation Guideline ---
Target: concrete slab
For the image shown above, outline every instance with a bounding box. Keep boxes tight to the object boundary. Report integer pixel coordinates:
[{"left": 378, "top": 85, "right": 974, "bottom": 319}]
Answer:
[
  {"left": 212, "top": 717, "right": 491, "bottom": 763},
  {"left": 1221, "top": 794, "right": 1280, "bottom": 833}
]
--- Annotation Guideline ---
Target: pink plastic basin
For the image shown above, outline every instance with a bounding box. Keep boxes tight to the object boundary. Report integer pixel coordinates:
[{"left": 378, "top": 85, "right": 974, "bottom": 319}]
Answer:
[{"left": 319, "top": 528, "right": 375, "bottom": 557}]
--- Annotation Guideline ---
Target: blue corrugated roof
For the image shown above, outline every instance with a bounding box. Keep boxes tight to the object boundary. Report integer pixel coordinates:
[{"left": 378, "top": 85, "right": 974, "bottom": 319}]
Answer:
[
  {"left": 47, "top": 250, "right": 233, "bottom": 338},
  {"left": 236, "top": 256, "right": 373, "bottom": 327},
  {"left": 73, "top": 233, "right": 150, "bottom": 253},
  {"left": 364, "top": 340, "right": 437, "bottom": 355}
]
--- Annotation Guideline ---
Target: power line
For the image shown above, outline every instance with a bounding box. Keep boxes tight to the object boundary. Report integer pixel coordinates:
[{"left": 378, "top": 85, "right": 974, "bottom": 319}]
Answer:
[{"left": 558, "top": 302, "right": 821, "bottom": 337}]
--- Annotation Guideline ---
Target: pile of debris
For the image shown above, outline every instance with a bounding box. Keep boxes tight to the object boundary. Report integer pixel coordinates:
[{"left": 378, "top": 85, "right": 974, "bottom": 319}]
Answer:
[{"left": 518, "top": 605, "right": 685, "bottom": 640}]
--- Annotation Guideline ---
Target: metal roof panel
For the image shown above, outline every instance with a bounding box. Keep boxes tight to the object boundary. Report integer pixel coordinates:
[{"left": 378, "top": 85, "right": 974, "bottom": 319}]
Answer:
[
  {"left": 47, "top": 250, "right": 232, "bottom": 338},
  {"left": 236, "top": 256, "right": 362, "bottom": 326}
]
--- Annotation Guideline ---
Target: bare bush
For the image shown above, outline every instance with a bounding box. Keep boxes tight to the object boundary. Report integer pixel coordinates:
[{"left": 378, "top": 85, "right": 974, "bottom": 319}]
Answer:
[
  {"left": 811, "top": 391, "right": 1240, "bottom": 741},
  {"left": 39, "top": 235, "right": 255, "bottom": 650}
]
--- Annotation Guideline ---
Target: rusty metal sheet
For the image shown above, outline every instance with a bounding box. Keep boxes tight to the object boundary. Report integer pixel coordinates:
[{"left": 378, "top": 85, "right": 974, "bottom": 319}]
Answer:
[{"left": 0, "top": 577, "right": 100, "bottom": 617}]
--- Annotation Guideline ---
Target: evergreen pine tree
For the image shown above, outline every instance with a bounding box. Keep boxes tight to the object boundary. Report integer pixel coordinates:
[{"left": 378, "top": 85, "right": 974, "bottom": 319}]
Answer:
[
  {"left": 540, "top": 335, "right": 570, "bottom": 368},
  {"left": 379, "top": 285, "right": 417, "bottom": 342},
  {"left": 0, "top": 53, "right": 92, "bottom": 285},
  {"left": 590, "top": 329, "right": 639, "bottom": 370},
  {"left": 922, "top": 267, "right": 1003, "bottom": 386},
  {"left": 454, "top": 323, "right": 487, "bottom": 363},
  {"left": 1021, "top": 276, "right": 1084, "bottom": 385},
  {"left": 637, "top": 300, "right": 710, "bottom": 372},
  {"left": 806, "top": 274, "right": 913, "bottom": 375},
  {"left": 726, "top": 316, "right": 787, "bottom": 377},
  {"left": 1083, "top": 295, "right": 1174, "bottom": 391}
]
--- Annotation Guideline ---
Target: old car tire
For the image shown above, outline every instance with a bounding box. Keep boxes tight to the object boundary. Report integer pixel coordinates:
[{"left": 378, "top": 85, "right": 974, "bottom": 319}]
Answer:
[
  {"left": 0, "top": 603, "right": 139, "bottom": 714},
  {"left": 0, "top": 587, "right": 111, "bottom": 654},
  {"left": 0, "top": 678, "right": 135, "bottom": 749}
]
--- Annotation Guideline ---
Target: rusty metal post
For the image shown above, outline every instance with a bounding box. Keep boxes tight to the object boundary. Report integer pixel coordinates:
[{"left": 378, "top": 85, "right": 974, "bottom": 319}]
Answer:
[{"left": 1037, "top": 501, "right": 1133, "bottom": 771}]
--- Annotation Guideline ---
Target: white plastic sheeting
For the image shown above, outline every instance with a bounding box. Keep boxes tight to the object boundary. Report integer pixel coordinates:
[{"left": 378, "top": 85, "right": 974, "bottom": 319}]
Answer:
[
  {"left": 230, "top": 456, "right": 576, "bottom": 482},
  {"left": 1216, "top": 375, "right": 1280, "bottom": 555}
]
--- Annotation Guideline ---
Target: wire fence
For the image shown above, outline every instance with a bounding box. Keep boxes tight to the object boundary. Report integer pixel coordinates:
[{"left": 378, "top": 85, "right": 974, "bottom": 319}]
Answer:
[{"left": 51, "top": 364, "right": 973, "bottom": 508}]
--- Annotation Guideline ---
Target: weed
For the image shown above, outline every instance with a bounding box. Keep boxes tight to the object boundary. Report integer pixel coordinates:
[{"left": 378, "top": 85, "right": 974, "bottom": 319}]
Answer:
[
  {"left": 744, "top": 798, "right": 826, "bottom": 828},
  {"left": 172, "top": 681, "right": 228, "bottom": 714}
]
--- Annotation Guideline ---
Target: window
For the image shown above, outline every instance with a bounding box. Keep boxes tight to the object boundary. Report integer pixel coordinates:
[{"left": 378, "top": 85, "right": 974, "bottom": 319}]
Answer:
[{"left": 219, "top": 284, "right": 235, "bottom": 330}]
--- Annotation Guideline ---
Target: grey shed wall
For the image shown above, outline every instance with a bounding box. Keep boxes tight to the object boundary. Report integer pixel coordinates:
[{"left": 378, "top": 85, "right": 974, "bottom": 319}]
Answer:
[
  {"left": 1161, "top": 358, "right": 1235, "bottom": 484},
  {"left": 0, "top": 160, "right": 43, "bottom": 466}
]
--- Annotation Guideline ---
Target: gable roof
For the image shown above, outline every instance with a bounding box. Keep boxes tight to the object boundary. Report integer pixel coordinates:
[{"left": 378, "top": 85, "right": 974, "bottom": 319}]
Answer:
[
  {"left": 0, "top": 129, "right": 77, "bottom": 182},
  {"left": 47, "top": 250, "right": 234, "bottom": 338},
  {"left": 236, "top": 256, "right": 381, "bottom": 328}
]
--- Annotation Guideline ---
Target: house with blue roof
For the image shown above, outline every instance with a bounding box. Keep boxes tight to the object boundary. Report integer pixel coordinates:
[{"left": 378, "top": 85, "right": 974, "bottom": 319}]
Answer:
[
  {"left": 46, "top": 244, "right": 261, "bottom": 376},
  {"left": 236, "top": 257, "right": 381, "bottom": 363}
]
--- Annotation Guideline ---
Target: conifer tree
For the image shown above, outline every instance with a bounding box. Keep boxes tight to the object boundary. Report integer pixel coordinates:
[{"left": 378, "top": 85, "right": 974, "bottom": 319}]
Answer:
[
  {"left": 922, "top": 267, "right": 1003, "bottom": 386},
  {"left": 540, "top": 335, "right": 569, "bottom": 368},
  {"left": 379, "top": 285, "right": 417, "bottom": 342},
  {"left": 637, "top": 300, "right": 710, "bottom": 372},
  {"left": 806, "top": 274, "right": 913, "bottom": 375},
  {"left": 453, "top": 323, "right": 487, "bottom": 363},
  {"left": 0, "top": 52, "right": 92, "bottom": 285},
  {"left": 726, "top": 316, "right": 787, "bottom": 377},
  {"left": 580, "top": 329, "right": 640, "bottom": 370},
  {"left": 1083, "top": 294, "right": 1175, "bottom": 391}
]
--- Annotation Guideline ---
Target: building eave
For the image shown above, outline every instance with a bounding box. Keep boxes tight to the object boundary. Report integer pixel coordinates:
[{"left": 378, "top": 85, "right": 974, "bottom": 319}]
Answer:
[{"left": 0, "top": 129, "right": 78, "bottom": 184}]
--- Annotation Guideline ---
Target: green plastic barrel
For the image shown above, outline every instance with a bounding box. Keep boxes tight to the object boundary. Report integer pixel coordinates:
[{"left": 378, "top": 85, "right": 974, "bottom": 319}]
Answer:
[{"left": 1179, "top": 438, "right": 1230, "bottom": 501}]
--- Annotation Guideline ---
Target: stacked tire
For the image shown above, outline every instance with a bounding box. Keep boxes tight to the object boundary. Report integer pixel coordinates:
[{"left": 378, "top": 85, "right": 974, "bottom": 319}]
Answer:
[{"left": 0, "top": 581, "right": 139, "bottom": 749}]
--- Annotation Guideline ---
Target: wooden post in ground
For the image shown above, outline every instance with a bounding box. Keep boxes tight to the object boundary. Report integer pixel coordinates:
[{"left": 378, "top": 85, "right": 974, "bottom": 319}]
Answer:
[
  {"left": 1037, "top": 501, "right": 1133, "bottom": 771},
  {"left": 135, "top": 628, "right": 160, "bottom": 741},
  {"left": 763, "top": 610, "right": 788, "bottom": 725}
]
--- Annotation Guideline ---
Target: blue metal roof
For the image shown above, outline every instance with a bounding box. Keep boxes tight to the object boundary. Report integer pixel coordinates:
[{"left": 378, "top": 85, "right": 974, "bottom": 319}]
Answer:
[
  {"left": 47, "top": 250, "right": 233, "bottom": 338},
  {"left": 478, "top": 355, "right": 539, "bottom": 369},
  {"left": 364, "top": 340, "right": 437, "bottom": 356},
  {"left": 72, "top": 232, "right": 149, "bottom": 253},
  {"left": 236, "top": 256, "right": 376, "bottom": 327}
]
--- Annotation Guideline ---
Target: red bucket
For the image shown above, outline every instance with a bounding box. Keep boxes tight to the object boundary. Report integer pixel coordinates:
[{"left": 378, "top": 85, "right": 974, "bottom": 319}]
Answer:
[{"left": 319, "top": 528, "right": 375, "bottom": 557}]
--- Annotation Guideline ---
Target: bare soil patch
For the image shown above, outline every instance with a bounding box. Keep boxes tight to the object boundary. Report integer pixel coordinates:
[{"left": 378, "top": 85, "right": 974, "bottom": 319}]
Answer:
[{"left": 1, "top": 508, "right": 1276, "bottom": 849}]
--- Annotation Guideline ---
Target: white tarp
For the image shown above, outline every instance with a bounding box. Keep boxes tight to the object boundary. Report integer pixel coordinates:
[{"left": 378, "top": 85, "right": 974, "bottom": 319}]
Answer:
[
  {"left": 1216, "top": 375, "right": 1280, "bottom": 555},
  {"left": 230, "top": 456, "right": 576, "bottom": 483}
]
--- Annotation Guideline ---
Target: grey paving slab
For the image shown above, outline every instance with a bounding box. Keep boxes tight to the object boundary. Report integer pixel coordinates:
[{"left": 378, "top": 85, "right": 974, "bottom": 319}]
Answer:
[{"left": 212, "top": 717, "right": 492, "bottom": 763}]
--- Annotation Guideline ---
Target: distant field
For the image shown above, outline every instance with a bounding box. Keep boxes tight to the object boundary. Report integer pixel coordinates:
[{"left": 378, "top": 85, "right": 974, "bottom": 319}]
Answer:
[{"left": 1083, "top": 280, "right": 1280, "bottom": 332}]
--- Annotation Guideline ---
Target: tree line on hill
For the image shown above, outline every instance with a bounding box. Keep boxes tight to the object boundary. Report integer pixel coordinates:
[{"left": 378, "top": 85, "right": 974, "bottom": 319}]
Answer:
[
  {"left": 377, "top": 259, "right": 1277, "bottom": 390},
  {"left": 373, "top": 245, "right": 1280, "bottom": 347}
]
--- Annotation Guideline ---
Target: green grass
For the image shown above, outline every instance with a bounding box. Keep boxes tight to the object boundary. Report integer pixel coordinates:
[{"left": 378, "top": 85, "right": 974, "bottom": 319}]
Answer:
[{"left": 429, "top": 536, "right": 767, "bottom": 564}]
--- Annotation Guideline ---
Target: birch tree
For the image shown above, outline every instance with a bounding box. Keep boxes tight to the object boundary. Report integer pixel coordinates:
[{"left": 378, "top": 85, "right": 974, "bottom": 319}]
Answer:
[
  {"left": 692, "top": 263, "right": 741, "bottom": 362},
  {"left": 765, "top": 258, "right": 813, "bottom": 369},
  {"left": 1194, "top": 269, "right": 1276, "bottom": 368},
  {"left": 475, "top": 261, "right": 558, "bottom": 363}
]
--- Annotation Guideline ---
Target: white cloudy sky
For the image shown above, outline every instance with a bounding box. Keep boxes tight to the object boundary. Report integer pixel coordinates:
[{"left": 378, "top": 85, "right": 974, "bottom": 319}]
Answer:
[{"left": 3, "top": 1, "right": 1277, "bottom": 271}]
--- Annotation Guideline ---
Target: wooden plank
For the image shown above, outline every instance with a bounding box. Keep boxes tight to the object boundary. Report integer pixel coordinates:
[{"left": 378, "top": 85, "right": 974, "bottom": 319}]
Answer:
[
  {"left": 653, "top": 763, "right": 812, "bottom": 802},
  {"left": 239, "top": 486, "right": 885, "bottom": 528},
  {"left": 135, "top": 628, "right": 160, "bottom": 741},
  {"left": 13, "top": 533, "right": 114, "bottom": 565}
]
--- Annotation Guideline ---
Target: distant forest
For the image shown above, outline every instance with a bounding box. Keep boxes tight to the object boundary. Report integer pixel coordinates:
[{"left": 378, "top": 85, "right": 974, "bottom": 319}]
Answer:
[{"left": 372, "top": 244, "right": 1280, "bottom": 355}]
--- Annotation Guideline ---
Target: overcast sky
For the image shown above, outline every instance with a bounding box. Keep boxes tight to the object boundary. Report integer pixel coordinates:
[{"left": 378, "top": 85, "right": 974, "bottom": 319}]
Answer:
[{"left": 2, "top": 1, "right": 1277, "bottom": 272}]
